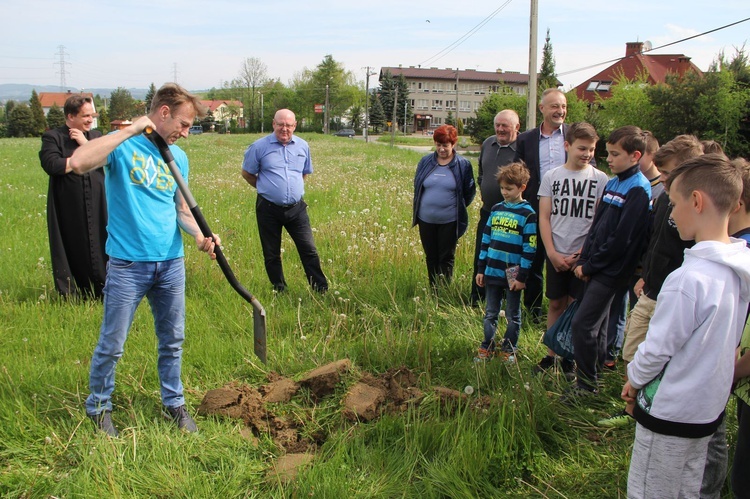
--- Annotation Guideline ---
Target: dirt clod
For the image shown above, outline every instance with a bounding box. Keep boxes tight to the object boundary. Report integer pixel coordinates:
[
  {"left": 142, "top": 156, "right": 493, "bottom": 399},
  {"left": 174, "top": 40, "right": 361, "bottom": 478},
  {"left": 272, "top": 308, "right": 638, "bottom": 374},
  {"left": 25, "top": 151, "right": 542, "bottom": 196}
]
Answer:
[
  {"left": 260, "top": 377, "right": 300, "bottom": 403},
  {"left": 268, "top": 453, "right": 314, "bottom": 483},
  {"left": 343, "top": 382, "right": 387, "bottom": 421},
  {"left": 299, "top": 359, "right": 351, "bottom": 399}
]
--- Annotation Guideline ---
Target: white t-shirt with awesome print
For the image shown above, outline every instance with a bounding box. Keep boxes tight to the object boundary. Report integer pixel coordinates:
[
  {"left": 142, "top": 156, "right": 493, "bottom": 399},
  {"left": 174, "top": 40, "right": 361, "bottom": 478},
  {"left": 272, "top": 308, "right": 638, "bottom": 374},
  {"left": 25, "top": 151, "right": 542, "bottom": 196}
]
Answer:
[{"left": 539, "top": 164, "right": 609, "bottom": 256}]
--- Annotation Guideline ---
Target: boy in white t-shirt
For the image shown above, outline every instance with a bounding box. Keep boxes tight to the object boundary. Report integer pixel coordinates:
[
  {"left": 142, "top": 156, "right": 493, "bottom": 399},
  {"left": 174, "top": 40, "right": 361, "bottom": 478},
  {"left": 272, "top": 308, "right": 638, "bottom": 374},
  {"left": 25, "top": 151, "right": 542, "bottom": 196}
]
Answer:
[{"left": 534, "top": 122, "right": 609, "bottom": 377}]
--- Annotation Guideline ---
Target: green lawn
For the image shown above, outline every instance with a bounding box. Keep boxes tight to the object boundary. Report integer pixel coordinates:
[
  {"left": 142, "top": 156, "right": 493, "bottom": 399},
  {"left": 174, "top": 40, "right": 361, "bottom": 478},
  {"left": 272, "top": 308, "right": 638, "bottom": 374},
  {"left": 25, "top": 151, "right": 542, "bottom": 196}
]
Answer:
[{"left": 0, "top": 133, "right": 737, "bottom": 497}]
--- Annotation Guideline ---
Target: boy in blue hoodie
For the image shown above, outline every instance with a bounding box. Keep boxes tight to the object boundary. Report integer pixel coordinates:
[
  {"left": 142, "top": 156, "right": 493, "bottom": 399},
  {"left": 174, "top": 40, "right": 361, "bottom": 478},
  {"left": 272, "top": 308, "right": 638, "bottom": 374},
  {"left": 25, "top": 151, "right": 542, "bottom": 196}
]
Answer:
[
  {"left": 475, "top": 162, "right": 537, "bottom": 361},
  {"left": 564, "top": 126, "right": 651, "bottom": 399}
]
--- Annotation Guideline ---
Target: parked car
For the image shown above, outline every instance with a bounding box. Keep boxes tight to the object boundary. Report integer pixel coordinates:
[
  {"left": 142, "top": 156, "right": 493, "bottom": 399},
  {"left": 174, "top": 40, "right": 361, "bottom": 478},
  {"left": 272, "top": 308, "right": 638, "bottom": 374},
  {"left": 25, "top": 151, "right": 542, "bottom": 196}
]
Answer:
[
  {"left": 189, "top": 125, "right": 203, "bottom": 134},
  {"left": 334, "top": 129, "right": 355, "bottom": 138}
]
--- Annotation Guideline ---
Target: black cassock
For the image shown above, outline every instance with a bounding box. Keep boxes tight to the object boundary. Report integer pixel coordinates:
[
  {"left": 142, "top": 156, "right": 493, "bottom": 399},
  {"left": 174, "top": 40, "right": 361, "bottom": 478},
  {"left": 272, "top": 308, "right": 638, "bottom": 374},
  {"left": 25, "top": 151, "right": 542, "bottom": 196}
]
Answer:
[{"left": 39, "top": 126, "right": 107, "bottom": 298}]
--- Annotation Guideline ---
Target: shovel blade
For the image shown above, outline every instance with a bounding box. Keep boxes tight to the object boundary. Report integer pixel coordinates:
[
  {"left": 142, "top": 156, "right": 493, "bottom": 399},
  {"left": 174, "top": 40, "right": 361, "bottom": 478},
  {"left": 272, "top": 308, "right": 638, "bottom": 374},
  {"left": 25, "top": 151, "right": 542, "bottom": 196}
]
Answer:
[{"left": 253, "top": 305, "right": 267, "bottom": 364}]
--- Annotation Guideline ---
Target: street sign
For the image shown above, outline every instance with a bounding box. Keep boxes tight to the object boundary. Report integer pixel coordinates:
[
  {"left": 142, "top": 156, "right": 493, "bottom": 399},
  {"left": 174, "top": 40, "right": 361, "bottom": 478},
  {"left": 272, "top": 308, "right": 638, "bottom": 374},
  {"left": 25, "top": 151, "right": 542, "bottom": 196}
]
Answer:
[{"left": 314, "top": 104, "right": 325, "bottom": 114}]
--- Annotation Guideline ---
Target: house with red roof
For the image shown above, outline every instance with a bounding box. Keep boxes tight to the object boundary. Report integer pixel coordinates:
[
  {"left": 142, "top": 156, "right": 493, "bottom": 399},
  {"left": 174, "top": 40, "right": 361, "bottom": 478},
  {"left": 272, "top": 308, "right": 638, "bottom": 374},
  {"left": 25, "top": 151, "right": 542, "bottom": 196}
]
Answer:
[
  {"left": 380, "top": 66, "right": 533, "bottom": 132},
  {"left": 200, "top": 100, "right": 244, "bottom": 128},
  {"left": 38, "top": 90, "right": 98, "bottom": 129},
  {"left": 573, "top": 42, "right": 703, "bottom": 104}
]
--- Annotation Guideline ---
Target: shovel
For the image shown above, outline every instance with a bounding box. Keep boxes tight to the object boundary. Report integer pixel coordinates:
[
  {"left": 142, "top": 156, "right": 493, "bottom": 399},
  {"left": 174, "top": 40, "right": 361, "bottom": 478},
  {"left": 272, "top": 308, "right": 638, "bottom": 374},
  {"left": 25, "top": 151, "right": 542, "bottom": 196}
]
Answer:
[{"left": 144, "top": 128, "right": 267, "bottom": 363}]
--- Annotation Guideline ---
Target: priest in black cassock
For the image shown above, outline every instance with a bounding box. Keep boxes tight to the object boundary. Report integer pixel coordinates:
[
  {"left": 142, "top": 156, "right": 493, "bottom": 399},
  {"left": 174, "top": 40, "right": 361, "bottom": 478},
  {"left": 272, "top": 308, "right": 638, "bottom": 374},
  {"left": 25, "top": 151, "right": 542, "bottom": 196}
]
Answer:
[{"left": 39, "top": 94, "right": 107, "bottom": 298}]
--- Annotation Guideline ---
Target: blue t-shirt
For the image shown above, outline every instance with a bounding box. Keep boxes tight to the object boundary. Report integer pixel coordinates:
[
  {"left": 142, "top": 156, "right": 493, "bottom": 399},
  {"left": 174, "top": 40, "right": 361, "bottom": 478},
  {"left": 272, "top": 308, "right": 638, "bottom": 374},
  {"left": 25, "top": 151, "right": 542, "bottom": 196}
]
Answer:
[
  {"left": 241, "top": 133, "right": 312, "bottom": 206},
  {"left": 418, "top": 165, "right": 457, "bottom": 224},
  {"left": 104, "top": 133, "right": 188, "bottom": 261}
]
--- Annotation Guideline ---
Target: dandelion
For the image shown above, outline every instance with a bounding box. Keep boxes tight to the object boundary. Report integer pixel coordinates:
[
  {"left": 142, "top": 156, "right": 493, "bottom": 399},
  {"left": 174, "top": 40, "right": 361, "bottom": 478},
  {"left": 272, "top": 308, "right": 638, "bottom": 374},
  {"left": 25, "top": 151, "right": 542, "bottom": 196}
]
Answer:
[{"left": 464, "top": 386, "right": 474, "bottom": 395}]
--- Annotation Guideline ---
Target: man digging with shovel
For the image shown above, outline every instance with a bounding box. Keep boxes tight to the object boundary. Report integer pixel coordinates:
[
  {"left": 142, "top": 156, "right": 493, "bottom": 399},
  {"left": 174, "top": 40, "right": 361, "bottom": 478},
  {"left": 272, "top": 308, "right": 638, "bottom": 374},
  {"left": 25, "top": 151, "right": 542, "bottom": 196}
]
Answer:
[{"left": 70, "top": 83, "right": 219, "bottom": 437}]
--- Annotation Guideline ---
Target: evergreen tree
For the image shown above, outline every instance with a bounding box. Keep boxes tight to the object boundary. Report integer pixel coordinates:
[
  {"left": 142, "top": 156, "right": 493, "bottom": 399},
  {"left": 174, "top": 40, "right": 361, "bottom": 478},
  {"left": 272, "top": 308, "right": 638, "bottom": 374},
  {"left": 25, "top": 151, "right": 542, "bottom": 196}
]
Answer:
[
  {"left": 538, "top": 28, "right": 558, "bottom": 93},
  {"left": 368, "top": 93, "right": 385, "bottom": 133},
  {"left": 109, "top": 87, "right": 137, "bottom": 121},
  {"left": 96, "top": 106, "right": 110, "bottom": 133},
  {"left": 144, "top": 83, "right": 157, "bottom": 113},
  {"left": 46, "top": 103, "right": 65, "bottom": 129},
  {"left": 445, "top": 110, "right": 456, "bottom": 127},
  {"left": 376, "top": 70, "right": 412, "bottom": 131},
  {"left": 7, "top": 103, "right": 35, "bottom": 137},
  {"left": 29, "top": 89, "right": 47, "bottom": 135}
]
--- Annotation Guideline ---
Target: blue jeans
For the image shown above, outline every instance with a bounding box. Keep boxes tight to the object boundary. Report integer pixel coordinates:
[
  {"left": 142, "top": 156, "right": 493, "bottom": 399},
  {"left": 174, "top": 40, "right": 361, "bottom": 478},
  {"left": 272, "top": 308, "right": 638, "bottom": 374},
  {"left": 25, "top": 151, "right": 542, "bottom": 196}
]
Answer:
[
  {"left": 86, "top": 257, "right": 186, "bottom": 415},
  {"left": 481, "top": 283, "right": 522, "bottom": 352}
]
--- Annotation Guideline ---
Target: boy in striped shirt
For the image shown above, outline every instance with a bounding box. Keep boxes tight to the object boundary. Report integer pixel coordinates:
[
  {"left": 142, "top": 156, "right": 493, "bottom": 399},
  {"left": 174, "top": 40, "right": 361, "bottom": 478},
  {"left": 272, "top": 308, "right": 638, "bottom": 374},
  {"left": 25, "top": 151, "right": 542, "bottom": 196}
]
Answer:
[{"left": 475, "top": 162, "right": 537, "bottom": 362}]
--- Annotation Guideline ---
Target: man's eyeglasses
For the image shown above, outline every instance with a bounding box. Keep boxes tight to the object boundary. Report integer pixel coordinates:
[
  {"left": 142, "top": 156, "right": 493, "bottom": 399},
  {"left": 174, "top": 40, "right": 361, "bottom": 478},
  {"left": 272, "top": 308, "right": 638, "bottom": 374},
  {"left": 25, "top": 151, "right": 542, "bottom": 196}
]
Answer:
[{"left": 275, "top": 123, "right": 295, "bottom": 129}]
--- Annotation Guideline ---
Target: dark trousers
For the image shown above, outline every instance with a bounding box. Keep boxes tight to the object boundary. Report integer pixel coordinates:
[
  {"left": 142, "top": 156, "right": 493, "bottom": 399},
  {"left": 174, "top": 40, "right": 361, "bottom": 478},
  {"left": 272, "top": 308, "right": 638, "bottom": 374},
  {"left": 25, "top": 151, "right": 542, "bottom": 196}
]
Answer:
[
  {"left": 471, "top": 208, "right": 492, "bottom": 303},
  {"left": 417, "top": 219, "right": 458, "bottom": 286},
  {"left": 524, "top": 232, "right": 545, "bottom": 319},
  {"left": 256, "top": 196, "right": 327, "bottom": 291},
  {"left": 732, "top": 397, "right": 750, "bottom": 498},
  {"left": 605, "top": 284, "right": 629, "bottom": 362},
  {"left": 572, "top": 279, "right": 617, "bottom": 390}
]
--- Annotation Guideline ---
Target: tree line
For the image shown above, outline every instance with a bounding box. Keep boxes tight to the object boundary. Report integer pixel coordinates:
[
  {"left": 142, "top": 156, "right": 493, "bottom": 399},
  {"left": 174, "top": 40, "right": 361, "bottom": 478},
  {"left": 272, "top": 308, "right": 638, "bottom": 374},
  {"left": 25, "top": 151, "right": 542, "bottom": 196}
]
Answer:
[{"left": 1, "top": 48, "right": 748, "bottom": 157}]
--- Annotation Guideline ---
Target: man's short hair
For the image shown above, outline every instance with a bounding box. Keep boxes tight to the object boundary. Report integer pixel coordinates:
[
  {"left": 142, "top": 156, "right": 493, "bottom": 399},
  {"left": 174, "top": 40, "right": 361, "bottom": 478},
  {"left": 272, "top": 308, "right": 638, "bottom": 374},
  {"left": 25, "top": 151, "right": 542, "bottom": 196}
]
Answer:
[
  {"left": 701, "top": 139, "right": 724, "bottom": 155},
  {"left": 643, "top": 130, "right": 659, "bottom": 155},
  {"left": 64, "top": 95, "right": 92, "bottom": 118},
  {"left": 496, "top": 161, "right": 530, "bottom": 187},
  {"left": 607, "top": 126, "right": 647, "bottom": 155},
  {"left": 565, "top": 122, "right": 598, "bottom": 144},
  {"left": 150, "top": 82, "right": 207, "bottom": 118},
  {"left": 652, "top": 135, "right": 703, "bottom": 168},
  {"left": 539, "top": 88, "right": 564, "bottom": 104},
  {"left": 732, "top": 157, "right": 750, "bottom": 214},
  {"left": 666, "top": 153, "right": 742, "bottom": 215},
  {"left": 494, "top": 109, "right": 519, "bottom": 126}
]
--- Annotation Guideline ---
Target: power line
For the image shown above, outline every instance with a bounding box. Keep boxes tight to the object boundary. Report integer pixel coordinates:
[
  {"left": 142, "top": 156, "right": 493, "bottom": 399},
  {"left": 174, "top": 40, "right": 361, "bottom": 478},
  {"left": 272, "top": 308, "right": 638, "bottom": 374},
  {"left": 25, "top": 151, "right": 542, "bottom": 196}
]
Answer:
[
  {"left": 419, "top": 1, "right": 514, "bottom": 67},
  {"left": 558, "top": 17, "right": 750, "bottom": 78}
]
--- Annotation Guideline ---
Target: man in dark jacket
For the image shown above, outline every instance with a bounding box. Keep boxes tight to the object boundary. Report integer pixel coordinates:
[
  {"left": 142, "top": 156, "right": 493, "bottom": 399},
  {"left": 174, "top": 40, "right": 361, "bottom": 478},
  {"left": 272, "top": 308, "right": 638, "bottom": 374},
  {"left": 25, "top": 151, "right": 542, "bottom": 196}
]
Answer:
[
  {"left": 514, "top": 88, "right": 570, "bottom": 321},
  {"left": 39, "top": 94, "right": 106, "bottom": 299}
]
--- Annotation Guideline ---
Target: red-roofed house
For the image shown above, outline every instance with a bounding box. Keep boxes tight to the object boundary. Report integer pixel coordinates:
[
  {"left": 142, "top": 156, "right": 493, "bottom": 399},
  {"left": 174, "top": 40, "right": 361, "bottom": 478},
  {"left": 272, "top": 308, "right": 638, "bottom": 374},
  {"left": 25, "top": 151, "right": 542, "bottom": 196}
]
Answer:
[
  {"left": 573, "top": 42, "right": 703, "bottom": 104},
  {"left": 38, "top": 90, "right": 98, "bottom": 129},
  {"left": 380, "top": 66, "right": 533, "bottom": 132},
  {"left": 200, "top": 100, "right": 244, "bottom": 128}
]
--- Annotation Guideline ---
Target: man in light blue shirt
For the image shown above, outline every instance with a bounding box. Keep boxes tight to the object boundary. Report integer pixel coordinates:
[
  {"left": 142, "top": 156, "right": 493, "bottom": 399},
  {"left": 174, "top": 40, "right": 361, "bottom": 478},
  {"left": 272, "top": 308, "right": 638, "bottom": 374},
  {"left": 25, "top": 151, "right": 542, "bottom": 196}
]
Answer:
[{"left": 241, "top": 109, "right": 328, "bottom": 293}]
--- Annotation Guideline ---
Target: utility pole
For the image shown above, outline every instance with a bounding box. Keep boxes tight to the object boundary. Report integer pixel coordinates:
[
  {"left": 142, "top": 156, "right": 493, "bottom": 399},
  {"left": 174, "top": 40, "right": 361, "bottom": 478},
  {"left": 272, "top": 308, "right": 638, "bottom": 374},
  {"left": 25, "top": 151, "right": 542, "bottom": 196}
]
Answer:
[
  {"left": 172, "top": 63, "right": 179, "bottom": 83},
  {"left": 526, "top": 0, "right": 539, "bottom": 130},
  {"left": 403, "top": 99, "right": 407, "bottom": 134},
  {"left": 259, "top": 92, "right": 264, "bottom": 134},
  {"left": 364, "top": 66, "right": 376, "bottom": 142},
  {"left": 390, "top": 88, "right": 398, "bottom": 148},
  {"left": 455, "top": 68, "right": 460, "bottom": 130},
  {"left": 324, "top": 84, "right": 330, "bottom": 135}
]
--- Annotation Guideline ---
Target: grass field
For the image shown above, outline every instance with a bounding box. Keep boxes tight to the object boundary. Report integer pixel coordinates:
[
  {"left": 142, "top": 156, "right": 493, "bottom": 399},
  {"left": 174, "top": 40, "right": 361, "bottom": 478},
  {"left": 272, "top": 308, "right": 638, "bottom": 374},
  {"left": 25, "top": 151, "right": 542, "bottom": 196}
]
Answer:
[{"left": 0, "top": 133, "right": 738, "bottom": 497}]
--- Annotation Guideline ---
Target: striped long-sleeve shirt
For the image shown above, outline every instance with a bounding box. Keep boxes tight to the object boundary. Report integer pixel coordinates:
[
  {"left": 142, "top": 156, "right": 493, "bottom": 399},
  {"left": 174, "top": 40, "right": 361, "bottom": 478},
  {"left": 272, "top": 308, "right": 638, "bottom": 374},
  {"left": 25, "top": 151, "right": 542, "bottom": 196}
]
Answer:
[{"left": 478, "top": 200, "right": 537, "bottom": 284}]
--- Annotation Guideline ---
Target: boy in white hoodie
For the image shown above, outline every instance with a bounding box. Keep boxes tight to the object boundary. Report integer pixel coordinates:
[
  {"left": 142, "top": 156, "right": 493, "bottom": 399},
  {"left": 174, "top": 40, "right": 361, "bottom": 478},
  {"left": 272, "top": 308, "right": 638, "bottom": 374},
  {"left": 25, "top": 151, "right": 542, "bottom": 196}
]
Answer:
[{"left": 622, "top": 153, "right": 750, "bottom": 498}]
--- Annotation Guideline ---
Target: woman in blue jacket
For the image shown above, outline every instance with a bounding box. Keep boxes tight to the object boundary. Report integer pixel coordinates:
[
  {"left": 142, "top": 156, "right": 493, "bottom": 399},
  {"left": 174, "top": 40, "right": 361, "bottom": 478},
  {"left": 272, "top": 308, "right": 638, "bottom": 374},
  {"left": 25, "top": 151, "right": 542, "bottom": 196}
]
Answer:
[{"left": 413, "top": 124, "right": 476, "bottom": 286}]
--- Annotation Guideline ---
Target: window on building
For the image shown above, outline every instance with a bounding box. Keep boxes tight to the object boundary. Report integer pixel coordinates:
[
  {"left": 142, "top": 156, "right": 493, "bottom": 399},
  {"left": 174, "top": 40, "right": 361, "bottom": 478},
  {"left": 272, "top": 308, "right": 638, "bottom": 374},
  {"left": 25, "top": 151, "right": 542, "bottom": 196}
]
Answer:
[{"left": 587, "top": 80, "right": 613, "bottom": 92}]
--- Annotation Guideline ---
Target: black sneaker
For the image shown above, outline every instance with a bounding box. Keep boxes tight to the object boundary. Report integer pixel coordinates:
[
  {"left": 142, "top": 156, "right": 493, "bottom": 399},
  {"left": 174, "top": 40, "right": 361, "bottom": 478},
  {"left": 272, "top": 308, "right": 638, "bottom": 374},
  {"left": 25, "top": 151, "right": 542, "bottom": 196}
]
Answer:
[
  {"left": 561, "top": 358, "right": 576, "bottom": 381},
  {"left": 163, "top": 405, "right": 198, "bottom": 433},
  {"left": 88, "top": 411, "right": 119, "bottom": 437},
  {"left": 533, "top": 355, "right": 556, "bottom": 375}
]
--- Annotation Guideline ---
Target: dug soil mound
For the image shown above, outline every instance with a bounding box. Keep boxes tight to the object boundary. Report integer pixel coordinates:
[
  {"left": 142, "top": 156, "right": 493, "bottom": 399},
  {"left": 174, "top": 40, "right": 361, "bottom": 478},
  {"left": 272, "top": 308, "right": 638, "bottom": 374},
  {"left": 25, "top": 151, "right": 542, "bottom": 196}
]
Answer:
[{"left": 197, "top": 359, "right": 482, "bottom": 480}]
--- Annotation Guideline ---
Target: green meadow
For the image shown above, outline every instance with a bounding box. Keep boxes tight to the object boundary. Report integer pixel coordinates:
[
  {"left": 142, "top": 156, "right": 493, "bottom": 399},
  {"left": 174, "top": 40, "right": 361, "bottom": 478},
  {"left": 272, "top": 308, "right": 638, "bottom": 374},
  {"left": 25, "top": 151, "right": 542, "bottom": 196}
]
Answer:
[{"left": 0, "top": 134, "right": 737, "bottom": 497}]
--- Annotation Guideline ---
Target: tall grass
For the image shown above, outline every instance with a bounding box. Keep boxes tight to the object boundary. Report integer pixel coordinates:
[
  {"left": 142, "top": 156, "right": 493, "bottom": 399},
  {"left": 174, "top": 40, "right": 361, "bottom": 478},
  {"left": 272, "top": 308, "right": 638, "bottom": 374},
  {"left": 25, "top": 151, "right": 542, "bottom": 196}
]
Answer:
[{"left": 0, "top": 134, "right": 733, "bottom": 497}]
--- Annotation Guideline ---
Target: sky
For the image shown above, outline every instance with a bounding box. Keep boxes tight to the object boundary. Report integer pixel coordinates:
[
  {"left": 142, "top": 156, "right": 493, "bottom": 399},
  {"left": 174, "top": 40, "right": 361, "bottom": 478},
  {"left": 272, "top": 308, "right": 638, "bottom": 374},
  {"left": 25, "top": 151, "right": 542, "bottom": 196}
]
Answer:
[{"left": 2, "top": 0, "right": 749, "bottom": 93}]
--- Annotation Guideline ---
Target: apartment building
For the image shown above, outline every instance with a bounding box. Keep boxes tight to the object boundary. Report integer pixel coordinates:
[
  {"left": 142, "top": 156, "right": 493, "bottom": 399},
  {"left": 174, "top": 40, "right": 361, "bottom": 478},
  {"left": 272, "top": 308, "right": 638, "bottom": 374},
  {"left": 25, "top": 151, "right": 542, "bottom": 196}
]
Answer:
[{"left": 379, "top": 66, "right": 530, "bottom": 132}]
